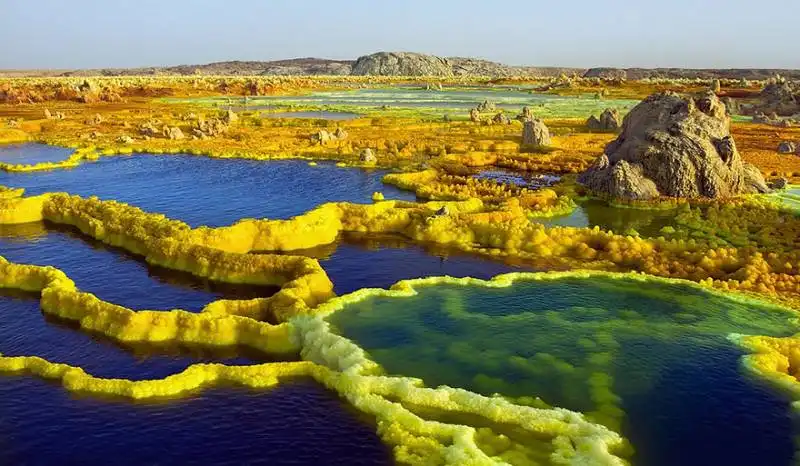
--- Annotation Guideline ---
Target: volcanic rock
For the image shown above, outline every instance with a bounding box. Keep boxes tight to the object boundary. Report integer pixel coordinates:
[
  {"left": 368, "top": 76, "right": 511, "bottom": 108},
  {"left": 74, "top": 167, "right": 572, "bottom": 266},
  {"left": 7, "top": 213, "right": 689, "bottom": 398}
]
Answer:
[
  {"left": 351, "top": 52, "right": 453, "bottom": 77},
  {"left": 492, "top": 112, "right": 511, "bottom": 125},
  {"left": 587, "top": 108, "right": 621, "bottom": 131},
  {"left": 578, "top": 91, "right": 768, "bottom": 200},
  {"left": 522, "top": 119, "right": 551, "bottom": 147},
  {"left": 163, "top": 126, "right": 184, "bottom": 140},
  {"left": 477, "top": 100, "right": 496, "bottom": 113},
  {"left": 778, "top": 141, "right": 797, "bottom": 153},
  {"left": 469, "top": 108, "right": 481, "bottom": 123},
  {"left": 360, "top": 148, "right": 376, "bottom": 163}
]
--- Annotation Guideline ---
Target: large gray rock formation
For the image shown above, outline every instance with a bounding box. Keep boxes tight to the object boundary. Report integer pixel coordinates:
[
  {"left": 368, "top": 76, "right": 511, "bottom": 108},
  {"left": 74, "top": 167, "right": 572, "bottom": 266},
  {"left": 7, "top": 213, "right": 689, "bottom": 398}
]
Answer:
[
  {"left": 351, "top": 52, "right": 453, "bottom": 77},
  {"left": 578, "top": 91, "right": 768, "bottom": 200},
  {"left": 522, "top": 119, "right": 551, "bottom": 147},
  {"left": 754, "top": 75, "right": 800, "bottom": 116}
]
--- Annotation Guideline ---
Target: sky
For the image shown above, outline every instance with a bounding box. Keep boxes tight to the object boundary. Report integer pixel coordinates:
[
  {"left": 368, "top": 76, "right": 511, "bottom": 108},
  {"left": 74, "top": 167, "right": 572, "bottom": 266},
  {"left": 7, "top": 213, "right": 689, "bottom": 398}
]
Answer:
[{"left": 2, "top": 0, "right": 798, "bottom": 70}]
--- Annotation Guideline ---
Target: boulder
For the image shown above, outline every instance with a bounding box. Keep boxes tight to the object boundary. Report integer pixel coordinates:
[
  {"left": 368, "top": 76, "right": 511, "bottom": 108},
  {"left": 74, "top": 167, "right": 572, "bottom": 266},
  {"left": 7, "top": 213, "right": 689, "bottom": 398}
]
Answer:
[
  {"left": 768, "top": 177, "right": 789, "bottom": 190},
  {"left": 587, "top": 108, "right": 621, "bottom": 131},
  {"left": 222, "top": 109, "right": 238, "bottom": 124},
  {"left": 139, "top": 122, "right": 159, "bottom": 137},
  {"left": 753, "top": 75, "right": 800, "bottom": 116},
  {"left": 578, "top": 91, "right": 768, "bottom": 199},
  {"left": 469, "top": 108, "right": 481, "bottom": 123},
  {"left": 359, "top": 148, "right": 376, "bottom": 163},
  {"left": 163, "top": 126, "right": 184, "bottom": 140},
  {"left": 586, "top": 115, "right": 602, "bottom": 129},
  {"left": 721, "top": 97, "right": 739, "bottom": 115},
  {"left": 517, "top": 106, "right": 533, "bottom": 122},
  {"left": 195, "top": 118, "right": 229, "bottom": 138},
  {"left": 492, "top": 112, "right": 511, "bottom": 125},
  {"left": 778, "top": 141, "right": 797, "bottom": 153},
  {"left": 477, "top": 100, "right": 496, "bottom": 112},
  {"left": 351, "top": 52, "right": 453, "bottom": 76},
  {"left": 522, "top": 119, "right": 551, "bottom": 147},
  {"left": 311, "top": 130, "right": 332, "bottom": 144}
]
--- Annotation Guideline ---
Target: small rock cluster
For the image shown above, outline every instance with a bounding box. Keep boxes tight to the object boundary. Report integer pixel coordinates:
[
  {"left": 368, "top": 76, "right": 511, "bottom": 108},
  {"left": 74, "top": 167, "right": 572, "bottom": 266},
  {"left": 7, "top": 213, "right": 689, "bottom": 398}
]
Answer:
[
  {"left": 311, "top": 127, "right": 348, "bottom": 145},
  {"left": 43, "top": 109, "right": 65, "bottom": 120},
  {"left": 777, "top": 141, "right": 800, "bottom": 156},
  {"left": 477, "top": 100, "right": 496, "bottom": 113},
  {"left": 586, "top": 108, "right": 621, "bottom": 131}
]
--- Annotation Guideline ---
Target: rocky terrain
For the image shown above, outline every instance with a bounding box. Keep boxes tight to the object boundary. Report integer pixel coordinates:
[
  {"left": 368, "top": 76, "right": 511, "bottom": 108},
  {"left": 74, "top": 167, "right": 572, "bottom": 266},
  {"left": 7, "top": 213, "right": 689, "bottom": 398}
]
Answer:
[
  {"left": 583, "top": 67, "right": 800, "bottom": 81},
  {"left": 578, "top": 91, "right": 769, "bottom": 200},
  {"left": 6, "top": 52, "right": 796, "bottom": 79}
]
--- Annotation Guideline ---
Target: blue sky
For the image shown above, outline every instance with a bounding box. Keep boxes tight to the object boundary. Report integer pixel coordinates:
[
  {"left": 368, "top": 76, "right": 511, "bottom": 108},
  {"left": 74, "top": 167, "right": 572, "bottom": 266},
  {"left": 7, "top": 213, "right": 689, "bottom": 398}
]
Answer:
[{"left": 2, "top": 0, "right": 797, "bottom": 69}]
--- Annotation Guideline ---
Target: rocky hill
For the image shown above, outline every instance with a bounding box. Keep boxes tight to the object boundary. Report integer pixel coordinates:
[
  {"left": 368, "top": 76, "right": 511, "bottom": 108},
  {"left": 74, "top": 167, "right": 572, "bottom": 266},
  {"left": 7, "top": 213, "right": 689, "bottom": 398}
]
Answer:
[
  {"left": 2, "top": 52, "right": 798, "bottom": 79},
  {"left": 583, "top": 67, "right": 800, "bottom": 81}
]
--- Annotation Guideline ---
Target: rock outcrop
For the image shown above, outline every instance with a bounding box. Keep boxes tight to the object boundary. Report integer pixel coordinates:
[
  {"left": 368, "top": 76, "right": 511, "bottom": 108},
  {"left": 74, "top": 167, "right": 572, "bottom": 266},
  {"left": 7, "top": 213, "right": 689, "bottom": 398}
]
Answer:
[
  {"left": 778, "top": 141, "right": 797, "bottom": 154},
  {"left": 587, "top": 108, "right": 621, "bottom": 131},
  {"left": 352, "top": 52, "right": 453, "bottom": 77},
  {"left": 492, "top": 112, "right": 511, "bottom": 125},
  {"left": 578, "top": 91, "right": 768, "bottom": 200},
  {"left": 193, "top": 118, "right": 228, "bottom": 139},
  {"left": 522, "top": 119, "right": 551, "bottom": 147},
  {"left": 163, "top": 126, "right": 184, "bottom": 140},
  {"left": 751, "top": 75, "right": 800, "bottom": 116},
  {"left": 469, "top": 108, "right": 481, "bottom": 123},
  {"left": 359, "top": 148, "right": 376, "bottom": 163},
  {"left": 517, "top": 106, "right": 533, "bottom": 122},
  {"left": 477, "top": 100, "right": 496, "bottom": 113}
]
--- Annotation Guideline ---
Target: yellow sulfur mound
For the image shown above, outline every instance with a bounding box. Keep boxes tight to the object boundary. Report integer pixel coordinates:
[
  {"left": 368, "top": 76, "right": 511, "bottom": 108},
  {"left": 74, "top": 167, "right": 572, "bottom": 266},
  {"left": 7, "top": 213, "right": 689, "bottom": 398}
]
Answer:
[
  {"left": 0, "top": 192, "right": 51, "bottom": 224},
  {"left": 733, "top": 333, "right": 800, "bottom": 406}
]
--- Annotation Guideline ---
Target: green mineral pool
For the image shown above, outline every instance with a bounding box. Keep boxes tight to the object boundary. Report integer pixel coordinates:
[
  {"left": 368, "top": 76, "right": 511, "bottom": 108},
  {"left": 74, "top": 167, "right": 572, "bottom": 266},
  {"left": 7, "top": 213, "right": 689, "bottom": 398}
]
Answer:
[{"left": 327, "top": 273, "right": 799, "bottom": 466}]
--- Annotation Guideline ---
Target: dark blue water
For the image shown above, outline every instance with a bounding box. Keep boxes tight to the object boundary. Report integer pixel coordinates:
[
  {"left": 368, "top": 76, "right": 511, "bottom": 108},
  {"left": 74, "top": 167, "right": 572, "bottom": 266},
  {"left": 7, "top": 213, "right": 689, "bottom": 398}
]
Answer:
[
  {"left": 0, "top": 291, "right": 262, "bottom": 380},
  {"left": 621, "top": 342, "right": 794, "bottom": 466},
  {"left": 0, "top": 223, "right": 272, "bottom": 312},
  {"left": 0, "top": 377, "right": 391, "bottom": 465},
  {"left": 0, "top": 143, "right": 72, "bottom": 165},
  {"left": 317, "top": 233, "right": 536, "bottom": 295},
  {"left": 0, "top": 152, "right": 416, "bottom": 227}
]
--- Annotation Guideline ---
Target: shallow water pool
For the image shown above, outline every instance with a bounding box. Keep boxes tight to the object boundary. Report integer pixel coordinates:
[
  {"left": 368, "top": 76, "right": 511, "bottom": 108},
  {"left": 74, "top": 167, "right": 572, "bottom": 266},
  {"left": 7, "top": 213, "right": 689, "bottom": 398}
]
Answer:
[
  {"left": 173, "top": 88, "right": 641, "bottom": 119},
  {"left": 328, "top": 275, "right": 798, "bottom": 466},
  {"left": 0, "top": 143, "right": 72, "bottom": 165}
]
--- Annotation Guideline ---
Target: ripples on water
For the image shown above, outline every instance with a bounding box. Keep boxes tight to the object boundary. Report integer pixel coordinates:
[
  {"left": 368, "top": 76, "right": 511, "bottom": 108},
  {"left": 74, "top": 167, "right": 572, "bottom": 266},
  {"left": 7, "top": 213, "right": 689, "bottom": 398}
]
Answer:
[
  {"left": 0, "top": 145, "right": 796, "bottom": 465},
  {"left": 0, "top": 377, "right": 392, "bottom": 465},
  {"left": 0, "top": 143, "right": 72, "bottom": 165},
  {"left": 0, "top": 153, "right": 416, "bottom": 227}
]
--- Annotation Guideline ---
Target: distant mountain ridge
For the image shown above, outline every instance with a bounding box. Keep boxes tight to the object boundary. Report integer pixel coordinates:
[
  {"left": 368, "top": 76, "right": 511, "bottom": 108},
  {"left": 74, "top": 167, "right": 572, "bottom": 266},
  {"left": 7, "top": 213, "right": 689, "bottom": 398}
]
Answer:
[{"left": 2, "top": 52, "right": 799, "bottom": 80}]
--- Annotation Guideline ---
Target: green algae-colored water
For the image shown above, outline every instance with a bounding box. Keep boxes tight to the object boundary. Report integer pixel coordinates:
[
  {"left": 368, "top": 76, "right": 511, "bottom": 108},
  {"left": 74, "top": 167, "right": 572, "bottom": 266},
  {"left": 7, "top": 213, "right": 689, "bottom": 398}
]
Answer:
[
  {"left": 540, "top": 199, "right": 678, "bottom": 236},
  {"left": 328, "top": 275, "right": 799, "bottom": 466},
  {"left": 168, "top": 87, "right": 640, "bottom": 120},
  {"left": 771, "top": 186, "right": 800, "bottom": 214}
]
